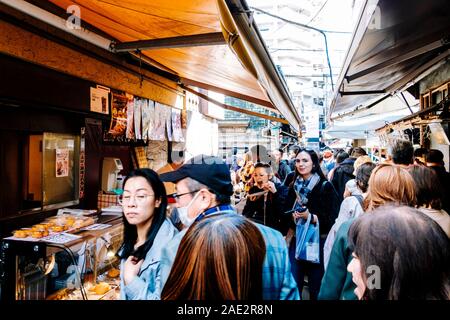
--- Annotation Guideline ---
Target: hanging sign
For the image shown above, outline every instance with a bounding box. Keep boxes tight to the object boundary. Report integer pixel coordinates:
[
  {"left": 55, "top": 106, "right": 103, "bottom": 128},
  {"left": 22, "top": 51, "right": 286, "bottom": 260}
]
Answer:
[{"left": 90, "top": 86, "right": 110, "bottom": 114}]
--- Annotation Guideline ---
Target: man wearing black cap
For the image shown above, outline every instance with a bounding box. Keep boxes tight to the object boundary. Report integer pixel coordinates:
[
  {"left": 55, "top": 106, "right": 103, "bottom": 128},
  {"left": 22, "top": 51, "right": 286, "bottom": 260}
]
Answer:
[{"left": 158, "top": 154, "right": 299, "bottom": 300}]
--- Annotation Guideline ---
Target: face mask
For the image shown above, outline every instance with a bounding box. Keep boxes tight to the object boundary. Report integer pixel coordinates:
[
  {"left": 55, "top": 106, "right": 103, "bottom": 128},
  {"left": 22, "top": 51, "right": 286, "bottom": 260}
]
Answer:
[{"left": 177, "top": 191, "right": 201, "bottom": 228}]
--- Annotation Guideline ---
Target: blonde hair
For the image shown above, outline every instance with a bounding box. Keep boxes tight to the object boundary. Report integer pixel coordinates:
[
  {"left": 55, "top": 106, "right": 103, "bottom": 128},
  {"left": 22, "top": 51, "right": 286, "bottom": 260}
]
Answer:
[
  {"left": 353, "top": 155, "right": 372, "bottom": 175},
  {"left": 365, "top": 164, "right": 416, "bottom": 211}
]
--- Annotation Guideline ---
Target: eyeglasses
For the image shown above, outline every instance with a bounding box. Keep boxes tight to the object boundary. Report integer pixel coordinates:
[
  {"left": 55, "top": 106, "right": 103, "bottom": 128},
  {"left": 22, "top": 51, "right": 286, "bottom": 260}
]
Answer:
[
  {"left": 118, "top": 194, "right": 155, "bottom": 205},
  {"left": 170, "top": 190, "right": 200, "bottom": 201}
]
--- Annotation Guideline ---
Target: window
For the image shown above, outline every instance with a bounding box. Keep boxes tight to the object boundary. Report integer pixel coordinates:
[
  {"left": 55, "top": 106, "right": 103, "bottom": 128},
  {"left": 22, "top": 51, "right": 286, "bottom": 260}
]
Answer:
[{"left": 313, "top": 81, "right": 325, "bottom": 88}]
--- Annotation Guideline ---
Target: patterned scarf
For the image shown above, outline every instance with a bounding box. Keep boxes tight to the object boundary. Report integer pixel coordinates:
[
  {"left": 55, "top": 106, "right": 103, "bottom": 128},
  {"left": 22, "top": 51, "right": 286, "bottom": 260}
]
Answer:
[{"left": 293, "top": 173, "right": 321, "bottom": 210}]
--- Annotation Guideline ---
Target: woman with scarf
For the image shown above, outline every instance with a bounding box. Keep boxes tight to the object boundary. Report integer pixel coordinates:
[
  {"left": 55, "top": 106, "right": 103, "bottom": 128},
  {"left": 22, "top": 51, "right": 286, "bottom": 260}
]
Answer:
[{"left": 283, "top": 148, "right": 340, "bottom": 300}]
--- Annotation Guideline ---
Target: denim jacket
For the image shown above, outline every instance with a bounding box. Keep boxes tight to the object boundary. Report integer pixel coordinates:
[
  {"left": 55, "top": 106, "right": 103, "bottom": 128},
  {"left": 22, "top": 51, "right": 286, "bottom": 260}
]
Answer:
[{"left": 120, "top": 218, "right": 178, "bottom": 300}]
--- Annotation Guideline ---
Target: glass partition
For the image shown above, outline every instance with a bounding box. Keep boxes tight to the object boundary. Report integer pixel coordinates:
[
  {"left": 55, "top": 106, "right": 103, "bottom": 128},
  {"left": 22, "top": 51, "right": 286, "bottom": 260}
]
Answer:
[{"left": 42, "top": 133, "right": 80, "bottom": 209}]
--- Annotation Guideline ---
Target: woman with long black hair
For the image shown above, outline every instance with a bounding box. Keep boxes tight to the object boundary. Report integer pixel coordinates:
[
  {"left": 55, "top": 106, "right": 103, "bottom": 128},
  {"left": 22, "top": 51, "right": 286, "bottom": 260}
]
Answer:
[
  {"left": 283, "top": 148, "right": 340, "bottom": 300},
  {"left": 117, "top": 169, "right": 178, "bottom": 300}
]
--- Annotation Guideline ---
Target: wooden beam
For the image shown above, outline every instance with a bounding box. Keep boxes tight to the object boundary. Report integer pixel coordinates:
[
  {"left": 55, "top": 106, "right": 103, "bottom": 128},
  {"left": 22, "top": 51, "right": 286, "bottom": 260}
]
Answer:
[
  {"left": 0, "top": 19, "right": 180, "bottom": 106},
  {"left": 181, "top": 78, "right": 276, "bottom": 110},
  {"left": 111, "top": 32, "right": 226, "bottom": 53},
  {"left": 182, "top": 85, "right": 289, "bottom": 124}
]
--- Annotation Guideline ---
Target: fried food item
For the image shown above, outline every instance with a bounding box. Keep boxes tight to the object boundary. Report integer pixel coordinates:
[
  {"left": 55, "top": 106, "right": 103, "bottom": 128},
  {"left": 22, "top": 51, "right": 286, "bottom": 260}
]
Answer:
[
  {"left": 42, "top": 222, "right": 55, "bottom": 229},
  {"left": 107, "top": 268, "right": 120, "bottom": 278},
  {"left": 89, "top": 282, "right": 111, "bottom": 295},
  {"left": 32, "top": 224, "right": 47, "bottom": 232},
  {"left": 13, "top": 230, "right": 28, "bottom": 238},
  {"left": 50, "top": 225, "right": 64, "bottom": 233},
  {"left": 31, "top": 231, "right": 44, "bottom": 239},
  {"left": 72, "top": 217, "right": 95, "bottom": 229},
  {"left": 64, "top": 218, "right": 76, "bottom": 227}
]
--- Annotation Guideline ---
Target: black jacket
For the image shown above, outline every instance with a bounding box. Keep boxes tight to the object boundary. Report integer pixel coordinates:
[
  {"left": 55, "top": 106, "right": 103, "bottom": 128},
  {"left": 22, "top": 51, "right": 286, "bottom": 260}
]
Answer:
[
  {"left": 282, "top": 172, "right": 340, "bottom": 236},
  {"left": 430, "top": 165, "right": 450, "bottom": 214},
  {"left": 242, "top": 182, "right": 288, "bottom": 232},
  {"left": 277, "top": 160, "right": 292, "bottom": 183},
  {"left": 331, "top": 158, "right": 356, "bottom": 203}
]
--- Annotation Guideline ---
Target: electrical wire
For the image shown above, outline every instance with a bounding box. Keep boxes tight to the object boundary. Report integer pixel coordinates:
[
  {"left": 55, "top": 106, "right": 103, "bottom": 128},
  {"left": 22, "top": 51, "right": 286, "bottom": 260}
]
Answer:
[
  {"left": 306, "top": 0, "right": 329, "bottom": 25},
  {"left": 250, "top": 6, "right": 336, "bottom": 91}
]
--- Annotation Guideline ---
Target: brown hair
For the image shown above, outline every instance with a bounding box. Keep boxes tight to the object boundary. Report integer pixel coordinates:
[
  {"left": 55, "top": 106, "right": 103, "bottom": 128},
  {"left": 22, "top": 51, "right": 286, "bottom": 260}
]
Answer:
[
  {"left": 254, "top": 162, "right": 273, "bottom": 175},
  {"left": 348, "top": 205, "right": 450, "bottom": 300},
  {"left": 161, "top": 214, "right": 266, "bottom": 300},
  {"left": 365, "top": 164, "right": 416, "bottom": 211},
  {"left": 407, "top": 165, "right": 443, "bottom": 210}
]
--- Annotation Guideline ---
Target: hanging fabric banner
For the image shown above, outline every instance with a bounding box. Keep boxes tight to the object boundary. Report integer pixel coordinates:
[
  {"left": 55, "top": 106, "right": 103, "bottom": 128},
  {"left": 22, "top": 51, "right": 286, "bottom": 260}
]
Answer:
[
  {"left": 134, "top": 97, "right": 142, "bottom": 140},
  {"left": 108, "top": 93, "right": 128, "bottom": 137},
  {"left": 151, "top": 102, "right": 167, "bottom": 141},
  {"left": 171, "top": 109, "right": 184, "bottom": 142},
  {"left": 142, "top": 99, "right": 154, "bottom": 142},
  {"left": 126, "top": 94, "right": 135, "bottom": 140}
]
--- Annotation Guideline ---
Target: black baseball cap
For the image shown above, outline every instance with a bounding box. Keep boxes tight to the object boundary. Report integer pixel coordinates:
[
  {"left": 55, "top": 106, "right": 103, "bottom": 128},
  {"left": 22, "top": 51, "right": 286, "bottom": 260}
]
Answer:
[{"left": 159, "top": 154, "right": 233, "bottom": 196}]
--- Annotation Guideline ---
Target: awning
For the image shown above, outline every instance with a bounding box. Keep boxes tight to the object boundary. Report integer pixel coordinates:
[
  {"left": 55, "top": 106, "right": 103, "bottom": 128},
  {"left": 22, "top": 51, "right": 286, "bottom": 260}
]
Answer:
[
  {"left": 330, "top": 0, "right": 450, "bottom": 119},
  {"left": 43, "top": 0, "right": 300, "bottom": 129},
  {"left": 325, "top": 92, "right": 419, "bottom": 139}
]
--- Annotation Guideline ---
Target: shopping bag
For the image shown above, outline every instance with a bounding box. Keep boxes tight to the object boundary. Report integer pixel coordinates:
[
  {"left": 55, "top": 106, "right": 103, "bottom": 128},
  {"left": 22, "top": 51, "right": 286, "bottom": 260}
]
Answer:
[{"left": 295, "top": 213, "right": 320, "bottom": 264}]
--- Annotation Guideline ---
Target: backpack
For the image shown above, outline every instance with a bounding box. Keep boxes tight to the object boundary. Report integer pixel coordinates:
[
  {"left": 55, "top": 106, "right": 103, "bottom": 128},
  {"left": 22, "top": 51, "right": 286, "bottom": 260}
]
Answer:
[{"left": 353, "top": 194, "right": 364, "bottom": 208}]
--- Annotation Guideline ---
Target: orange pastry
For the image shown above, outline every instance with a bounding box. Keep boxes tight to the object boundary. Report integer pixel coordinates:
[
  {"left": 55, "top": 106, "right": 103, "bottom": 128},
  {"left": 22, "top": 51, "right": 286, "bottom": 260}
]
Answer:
[
  {"left": 50, "top": 225, "right": 64, "bottom": 233},
  {"left": 107, "top": 268, "right": 120, "bottom": 278},
  {"left": 13, "top": 230, "right": 28, "bottom": 238},
  {"left": 64, "top": 218, "right": 75, "bottom": 227},
  {"left": 31, "top": 231, "right": 44, "bottom": 239},
  {"left": 89, "top": 282, "right": 111, "bottom": 295},
  {"left": 32, "top": 224, "right": 46, "bottom": 232}
]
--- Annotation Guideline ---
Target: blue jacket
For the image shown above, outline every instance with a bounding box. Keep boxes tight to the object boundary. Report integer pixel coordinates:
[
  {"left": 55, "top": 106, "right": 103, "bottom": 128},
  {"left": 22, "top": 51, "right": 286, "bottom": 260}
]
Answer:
[
  {"left": 159, "top": 205, "right": 300, "bottom": 300},
  {"left": 120, "top": 218, "right": 178, "bottom": 300}
]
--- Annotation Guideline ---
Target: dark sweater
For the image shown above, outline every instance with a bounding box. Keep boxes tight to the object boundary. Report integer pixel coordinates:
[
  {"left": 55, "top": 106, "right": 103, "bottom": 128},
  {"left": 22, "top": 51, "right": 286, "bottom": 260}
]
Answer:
[
  {"left": 283, "top": 172, "right": 340, "bottom": 236},
  {"left": 430, "top": 166, "right": 450, "bottom": 214},
  {"left": 331, "top": 158, "right": 356, "bottom": 203},
  {"left": 242, "top": 182, "right": 288, "bottom": 232}
]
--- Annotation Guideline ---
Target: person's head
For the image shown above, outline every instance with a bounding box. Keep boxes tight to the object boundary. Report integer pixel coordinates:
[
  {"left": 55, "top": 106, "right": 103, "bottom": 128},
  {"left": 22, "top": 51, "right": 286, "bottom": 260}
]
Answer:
[
  {"left": 350, "top": 147, "right": 367, "bottom": 158},
  {"left": 353, "top": 155, "right": 372, "bottom": 175},
  {"left": 390, "top": 139, "right": 414, "bottom": 166},
  {"left": 365, "top": 164, "right": 416, "bottom": 211},
  {"left": 426, "top": 149, "right": 445, "bottom": 167},
  {"left": 293, "top": 148, "right": 326, "bottom": 180},
  {"left": 289, "top": 145, "right": 301, "bottom": 159},
  {"left": 322, "top": 147, "right": 333, "bottom": 160},
  {"left": 253, "top": 163, "right": 273, "bottom": 187},
  {"left": 272, "top": 148, "right": 284, "bottom": 163},
  {"left": 159, "top": 155, "right": 233, "bottom": 228},
  {"left": 347, "top": 205, "right": 450, "bottom": 300},
  {"left": 355, "top": 162, "right": 376, "bottom": 193},
  {"left": 118, "top": 169, "right": 167, "bottom": 260},
  {"left": 413, "top": 147, "right": 427, "bottom": 165},
  {"left": 407, "top": 165, "right": 443, "bottom": 210},
  {"left": 161, "top": 214, "right": 266, "bottom": 300},
  {"left": 336, "top": 151, "right": 349, "bottom": 165}
]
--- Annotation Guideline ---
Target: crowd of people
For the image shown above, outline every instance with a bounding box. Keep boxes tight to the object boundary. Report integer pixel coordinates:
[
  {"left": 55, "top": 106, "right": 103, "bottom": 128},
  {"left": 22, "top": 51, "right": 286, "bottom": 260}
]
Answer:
[{"left": 116, "top": 139, "right": 450, "bottom": 301}]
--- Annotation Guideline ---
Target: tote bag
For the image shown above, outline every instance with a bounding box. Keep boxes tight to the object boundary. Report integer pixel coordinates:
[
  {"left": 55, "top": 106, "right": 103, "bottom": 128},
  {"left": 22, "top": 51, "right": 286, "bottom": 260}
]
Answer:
[{"left": 295, "top": 213, "right": 320, "bottom": 264}]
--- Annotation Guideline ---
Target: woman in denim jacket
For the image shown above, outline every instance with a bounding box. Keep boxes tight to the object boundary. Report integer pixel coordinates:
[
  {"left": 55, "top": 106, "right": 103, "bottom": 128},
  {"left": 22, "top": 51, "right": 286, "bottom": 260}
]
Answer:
[{"left": 117, "top": 169, "right": 178, "bottom": 300}]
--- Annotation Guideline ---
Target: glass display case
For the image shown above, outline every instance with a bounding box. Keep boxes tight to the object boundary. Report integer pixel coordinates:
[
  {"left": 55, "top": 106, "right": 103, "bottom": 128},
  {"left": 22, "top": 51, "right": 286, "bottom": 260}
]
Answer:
[{"left": 0, "top": 214, "right": 123, "bottom": 300}]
